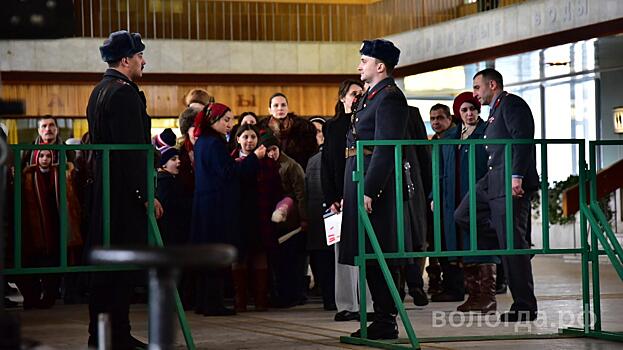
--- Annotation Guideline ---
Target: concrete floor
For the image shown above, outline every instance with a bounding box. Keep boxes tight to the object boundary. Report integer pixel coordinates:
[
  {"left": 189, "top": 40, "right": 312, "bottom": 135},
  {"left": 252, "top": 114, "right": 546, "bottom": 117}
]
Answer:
[{"left": 8, "top": 255, "right": 623, "bottom": 349}]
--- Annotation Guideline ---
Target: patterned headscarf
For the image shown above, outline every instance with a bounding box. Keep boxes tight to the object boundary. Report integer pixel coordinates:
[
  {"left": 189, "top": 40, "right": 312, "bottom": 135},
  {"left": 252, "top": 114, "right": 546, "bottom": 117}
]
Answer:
[{"left": 193, "top": 103, "right": 231, "bottom": 137}]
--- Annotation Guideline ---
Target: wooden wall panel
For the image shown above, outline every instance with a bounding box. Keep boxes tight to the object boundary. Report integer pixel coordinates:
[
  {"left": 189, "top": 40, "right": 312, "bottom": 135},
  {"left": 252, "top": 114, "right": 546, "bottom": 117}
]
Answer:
[{"left": 1, "top": 83, "right": 340, "bottom": 118}]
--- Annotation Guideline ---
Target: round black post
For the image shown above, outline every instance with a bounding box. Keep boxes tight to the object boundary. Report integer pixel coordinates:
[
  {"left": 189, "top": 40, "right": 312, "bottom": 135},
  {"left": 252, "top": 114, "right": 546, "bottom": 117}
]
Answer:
[
  {"left": 89, "top": 245, "right": 237, "bottom": 349},
  {"left": 148, "top": 268, "right": 179, "bottom": 349}
]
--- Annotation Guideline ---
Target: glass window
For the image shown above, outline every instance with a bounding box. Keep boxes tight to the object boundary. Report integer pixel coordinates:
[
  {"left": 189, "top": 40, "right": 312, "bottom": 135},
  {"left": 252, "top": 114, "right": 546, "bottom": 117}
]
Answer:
[
  {"left": 496, "top": 50, "right": 540, "bottom": 85},
  {"left": 544, "top": 43, "right": 572, "bottom": 78},
  {"left": 544, "top": 80, "right": 573, "bottom": 183}
]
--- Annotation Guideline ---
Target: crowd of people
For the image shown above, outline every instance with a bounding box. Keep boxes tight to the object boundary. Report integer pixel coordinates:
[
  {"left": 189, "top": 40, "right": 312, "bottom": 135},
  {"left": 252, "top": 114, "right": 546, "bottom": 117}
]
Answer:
[{"left": 1, "top": 30, "right": 540, "bottom": 347}]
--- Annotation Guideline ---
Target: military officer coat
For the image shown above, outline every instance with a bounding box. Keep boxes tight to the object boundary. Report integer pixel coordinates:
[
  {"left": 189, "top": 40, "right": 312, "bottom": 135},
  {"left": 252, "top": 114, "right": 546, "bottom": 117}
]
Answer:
[
  {"left": 339, "top": 77, "right": 411, "bottom": 266},
  {"left": 479, "top": 91, "right": 539, "bottom": 200}
]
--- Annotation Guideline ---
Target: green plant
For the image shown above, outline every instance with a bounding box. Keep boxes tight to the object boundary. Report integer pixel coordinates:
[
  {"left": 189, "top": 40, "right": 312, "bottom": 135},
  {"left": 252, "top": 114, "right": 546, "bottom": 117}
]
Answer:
[
  {"left": 531, "top": 174, "right": 614, "bottom": 225},
  {"left": 550, "top": 175, "right": 579, "bottom": 225}
]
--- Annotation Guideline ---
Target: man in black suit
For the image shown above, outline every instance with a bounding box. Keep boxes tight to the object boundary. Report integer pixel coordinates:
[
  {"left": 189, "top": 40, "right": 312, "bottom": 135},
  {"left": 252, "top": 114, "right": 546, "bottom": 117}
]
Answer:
[
  {"left": 457, "top": 68, "right": 538, "bottom": 322},
  {"left": 341, "top": 39, "right": 409, "bottom": 340}
]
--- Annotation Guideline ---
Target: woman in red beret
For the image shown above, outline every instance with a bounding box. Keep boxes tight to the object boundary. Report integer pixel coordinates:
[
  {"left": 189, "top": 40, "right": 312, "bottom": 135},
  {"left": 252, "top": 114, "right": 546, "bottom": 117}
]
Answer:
[{"left": 434, "top": 92, "right": 500, "bottom": 313}]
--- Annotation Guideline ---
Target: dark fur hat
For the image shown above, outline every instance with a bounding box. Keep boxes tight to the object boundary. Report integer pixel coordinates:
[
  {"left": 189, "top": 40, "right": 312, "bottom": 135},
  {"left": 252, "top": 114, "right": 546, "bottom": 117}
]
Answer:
[
  {"left": 360, "top": 39, "right": 400, "bottom": 68},
  {"left": 100, "top": 30, "right": 145, "bottom": 63}
]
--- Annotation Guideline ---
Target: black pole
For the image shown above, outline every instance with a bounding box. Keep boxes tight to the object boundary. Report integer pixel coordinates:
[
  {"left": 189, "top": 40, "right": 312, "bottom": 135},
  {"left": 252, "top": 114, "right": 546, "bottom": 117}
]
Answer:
[{"left": 148, "top": 267, "right": 179, "bottom": 350}]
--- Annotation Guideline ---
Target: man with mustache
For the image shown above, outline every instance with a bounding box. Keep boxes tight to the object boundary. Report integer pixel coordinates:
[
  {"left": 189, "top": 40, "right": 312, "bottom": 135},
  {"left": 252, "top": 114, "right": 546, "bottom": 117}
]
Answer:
[
  {"left": 86, "top": 30, "right": 161, "bottom": 349},
  {"left": 22, "top": 116, "right": 62, "bottom": 167}
]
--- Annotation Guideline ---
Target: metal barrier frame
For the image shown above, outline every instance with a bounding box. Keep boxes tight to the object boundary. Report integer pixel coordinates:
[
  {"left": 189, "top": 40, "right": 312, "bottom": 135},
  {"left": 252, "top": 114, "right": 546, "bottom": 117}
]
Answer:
[
  {"left": 340, "top": 138, "right": 622, "bottom": 349},
  {"left": 4, "top": 143, "right": 196, "bottom": 350},
  {"left": 562, "top": 140, "right": 623, "bottom": 342}
]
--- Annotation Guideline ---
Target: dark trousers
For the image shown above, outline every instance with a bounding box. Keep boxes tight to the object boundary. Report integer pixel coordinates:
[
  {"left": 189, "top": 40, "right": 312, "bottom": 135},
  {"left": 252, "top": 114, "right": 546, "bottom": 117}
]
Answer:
[
  {"left": 453, "top": 189, "right": 500, "bottom": 264},
  {"left": 404, "top": 259, "right": 424, "bottom": 290},
  {"left": 88, "top": 272, "right": 134, "bottom": 343},
  {"left": 456, "top": 183, "right": 537, "bottom": 312},
  {"left": 309, "top": 249, "right": 336, "bottom": 308},
  {"left": 195, "top": 269, "right": 227, "bottom": 312},
  {"left": 366, "top": 265, "right": 399, "bottom": 324}
]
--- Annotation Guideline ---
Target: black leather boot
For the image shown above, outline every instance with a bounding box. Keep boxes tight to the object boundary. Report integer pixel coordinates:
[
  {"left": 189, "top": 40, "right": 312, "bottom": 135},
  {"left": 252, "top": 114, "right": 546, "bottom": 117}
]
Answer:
[{"left": 430, "top": 262, "right": 464, "bottom": 302}]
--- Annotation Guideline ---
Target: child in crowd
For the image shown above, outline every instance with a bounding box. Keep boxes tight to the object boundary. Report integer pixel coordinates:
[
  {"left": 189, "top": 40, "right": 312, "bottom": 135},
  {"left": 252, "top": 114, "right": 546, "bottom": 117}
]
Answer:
[
  {"left": 154, "top": 128, "right": 188, "bottom": 246},
  {"left": 231, "top": 124, "right": 282, "bottom": 312},
  {"left": 260, "top": 132, "right": 308, "bottom": 308},
  {"left": 16, "top": 149, "right": 82, "bottom": 309}
]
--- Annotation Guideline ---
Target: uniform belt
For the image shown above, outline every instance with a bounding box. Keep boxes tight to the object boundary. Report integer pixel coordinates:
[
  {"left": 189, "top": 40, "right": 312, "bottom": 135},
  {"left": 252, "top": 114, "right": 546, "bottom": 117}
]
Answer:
[{"left": 345, "top": 147, "right": 373, "bottom": 158}]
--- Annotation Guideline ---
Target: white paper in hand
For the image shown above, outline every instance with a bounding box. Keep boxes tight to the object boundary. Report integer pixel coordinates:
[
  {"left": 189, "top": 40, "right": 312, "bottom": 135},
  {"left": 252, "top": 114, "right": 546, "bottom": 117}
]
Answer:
[{"left": 323, "top": 211, "right": 342, "bottom": 246}]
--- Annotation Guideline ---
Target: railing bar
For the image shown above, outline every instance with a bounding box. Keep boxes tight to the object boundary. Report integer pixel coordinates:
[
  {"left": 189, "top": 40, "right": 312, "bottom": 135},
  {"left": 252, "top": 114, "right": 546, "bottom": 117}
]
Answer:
[
  {"left": 152, "top": 0, "right": 157, "bottom": 39},
  {"left": 504, "top": 143, "right": 514, "bottom": 251},
  {"left": 230, "top": 1, "right": 234, "bottom": 41},
  {"left": 271, "top": 2, "right": 275, "bottom": 40},
  {"left": 263, "top": 3, "right": 267, "bottom": 41},
  {"left": 170, "top": 0, "right": 174, "bottom": 39},
  {"left": 588, "top": 141, "right": 602, "bottom": 331},
  {"left": 102, "top": 149, "right": 111, "bottom": 247},
  {"left": 147, "top": 140, "right": 155, "bottom": 245},
  {"left": 144, "top": 0, "right": 147, "bottom": 38},
  {"left": 80, "top": 0, "right": 86, "bottom": 37},
  {"left": 98, "top": 0, "right": 102, "bottom": 37},
  {"left": 196, "top": 0, "right": 200, "bottom": 40},
  {"left": 355, "top": 140, "right": 367, "bottom": 338},
  {"left": 541, "top": 142, "right": 550, "bottom": 252},
  {"left": 161, "top": 0, "right": 165, "bottom": 38},
  {"left": 222, "top": 2, "right": 226, "bottom": 41},
  {"left": 468, "top": 143, "right": 477, "bottom": 252},
  {"left": 188, "top": 0, "right": 191, "bottom": 40},
  {"left": 359, "top": 206, "right": 420, "bottom": 349},
  {"left": 431, "top": 143, "right": 441, "bottom": 253},
  {"left": 394, "top": 145, "right": 404, "bottom": 254},
  {"left": 578, "top": 140, "right": 591, "bottom": 334},
  {"left": 296, "top": 3, "right": 300, "bottom": 42},
  {"left": 13, "top": 151, "right": 23, "bottom": 269},
  {"left": 204, "top": 2, "right": 210, "bottom": 40},
  {"left": 247, "top": 2, "right": 251, "bottom": 41},
  {"left": 59, "top": 149, "right": 68, "bottom": 268},
  {"left": 255, "top": 2, "right": 259, "bottom": 41},
  {"left": 126, "top": 0, "right": 130, "bottom": 32},
  {"left": 591, "top": 200, "right": 623, "bottom": 264},
  {"left": 107, "top": 0, "right": 111, "bottom": 35}
]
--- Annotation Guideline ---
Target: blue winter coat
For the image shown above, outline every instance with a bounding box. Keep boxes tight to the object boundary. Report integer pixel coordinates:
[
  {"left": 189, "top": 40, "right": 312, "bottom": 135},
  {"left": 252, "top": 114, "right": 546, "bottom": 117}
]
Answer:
[
  {"left": 190, "top": 131, "right": 259, "bottom": 249},
  {"left": 440, "top": 119, "right": 488, "bottom": 251}
]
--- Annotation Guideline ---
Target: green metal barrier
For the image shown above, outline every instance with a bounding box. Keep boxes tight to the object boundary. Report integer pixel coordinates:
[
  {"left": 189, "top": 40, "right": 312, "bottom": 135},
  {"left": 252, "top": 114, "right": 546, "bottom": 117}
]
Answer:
[
  {"left": 562, "top": 140, "right": 623, "bottom": 342},
  {"left": 340, "top": 138, "right": 622, "bottom": 349},
  {"left": 4, "top": 143, "right": 196, "bottom": 350}
]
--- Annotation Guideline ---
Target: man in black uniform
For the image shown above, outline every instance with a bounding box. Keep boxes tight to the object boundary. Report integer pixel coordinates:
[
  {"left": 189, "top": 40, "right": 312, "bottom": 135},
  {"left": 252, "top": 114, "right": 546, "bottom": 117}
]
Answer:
[
  {"left": 86, "top": 30, "right": 162, "bottom": 349},
  {"left": 456, "top": 68, "right": 538, "bottom": 322},
  {"left": 340, "top": 39, "right": 409, "bottom": 340}
]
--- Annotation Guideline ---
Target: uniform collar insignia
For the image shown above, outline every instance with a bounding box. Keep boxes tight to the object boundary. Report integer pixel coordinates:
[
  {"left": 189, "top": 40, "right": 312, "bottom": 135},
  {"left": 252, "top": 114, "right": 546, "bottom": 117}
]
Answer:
[{"left": 368, "top": 82, "right": 392, "bottom": 100}]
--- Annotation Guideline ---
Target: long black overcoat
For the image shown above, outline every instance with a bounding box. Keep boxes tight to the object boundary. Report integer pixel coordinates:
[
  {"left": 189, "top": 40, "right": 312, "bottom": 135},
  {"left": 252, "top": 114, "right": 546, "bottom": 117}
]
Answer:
[
  {"left": 402, "top": 106, "right": 430, "bottom": 252},
  {"left": 86, "top": 68, "right": 151, "bottom": 246},
  {"left": 339, "top": 77, "right": 410, "bottom": 266}
]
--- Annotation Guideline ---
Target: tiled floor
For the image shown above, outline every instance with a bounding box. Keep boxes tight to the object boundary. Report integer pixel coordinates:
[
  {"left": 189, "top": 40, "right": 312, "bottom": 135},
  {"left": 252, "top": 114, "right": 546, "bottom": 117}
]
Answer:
[{"left": 7, "top": 255, "right": 623, "bottom": 349}]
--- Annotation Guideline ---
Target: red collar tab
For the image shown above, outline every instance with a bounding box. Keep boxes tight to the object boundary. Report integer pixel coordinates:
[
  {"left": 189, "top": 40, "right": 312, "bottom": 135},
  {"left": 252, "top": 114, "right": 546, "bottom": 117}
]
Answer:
[{"left": 367, "top": 83, "right": 393, "bottom": 101}]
